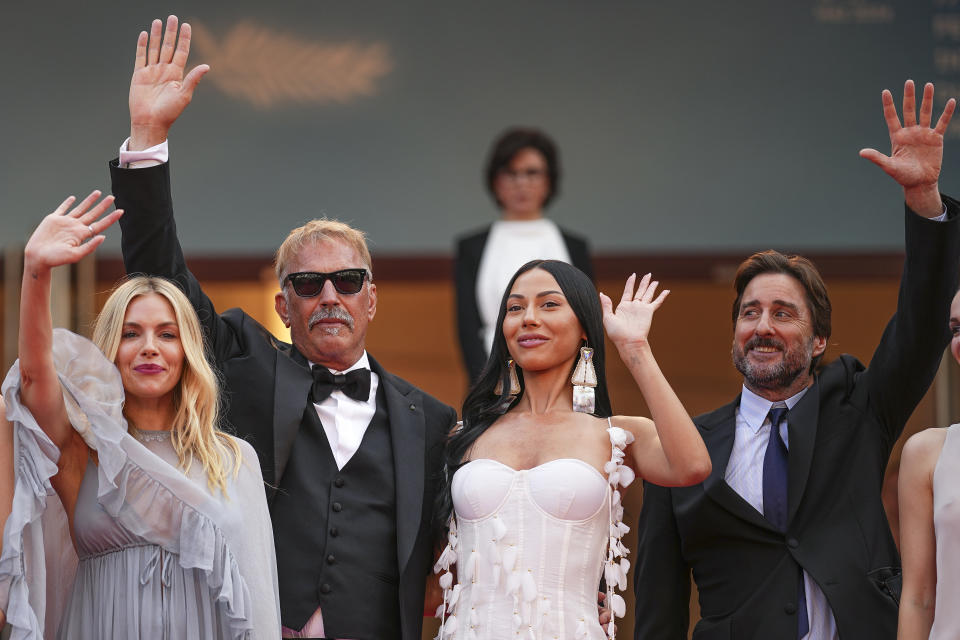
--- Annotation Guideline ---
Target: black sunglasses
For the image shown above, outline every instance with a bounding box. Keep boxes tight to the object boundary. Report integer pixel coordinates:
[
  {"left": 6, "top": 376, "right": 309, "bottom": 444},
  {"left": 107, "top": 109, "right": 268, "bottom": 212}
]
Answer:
[{"left": 284, "top": 269, "right": 369, "bottom": 297}]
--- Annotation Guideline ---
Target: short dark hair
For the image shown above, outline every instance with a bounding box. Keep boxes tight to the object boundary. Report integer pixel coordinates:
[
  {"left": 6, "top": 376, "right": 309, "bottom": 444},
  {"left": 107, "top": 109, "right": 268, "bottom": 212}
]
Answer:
[
  {"left": 732, "top": 250, "right": 832, "bottom": 369},
  {"left": 484, "top": 127, "right": 560, "bottom": 209}
]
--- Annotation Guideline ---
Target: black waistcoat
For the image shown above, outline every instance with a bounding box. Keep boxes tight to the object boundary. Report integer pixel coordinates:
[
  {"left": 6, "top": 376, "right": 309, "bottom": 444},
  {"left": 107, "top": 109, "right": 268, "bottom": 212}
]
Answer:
[{"left": 271, "top": 385, "right": 401, "bottom": 638}]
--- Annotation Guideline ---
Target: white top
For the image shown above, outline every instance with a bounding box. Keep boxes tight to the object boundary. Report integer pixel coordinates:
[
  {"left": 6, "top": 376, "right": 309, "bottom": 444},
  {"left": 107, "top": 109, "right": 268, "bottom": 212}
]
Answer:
[
  {"left": 475, "top": 219, "right": 571, "bottom": 353},
  {"left": 434, "top": 421, "right": 635, "bottom": 640},
  {"left": 309, "top": 351, "right": 379, "bottom": 470},
  {"left": 726, "top": 385, "right": 837, "bottom": 640}
]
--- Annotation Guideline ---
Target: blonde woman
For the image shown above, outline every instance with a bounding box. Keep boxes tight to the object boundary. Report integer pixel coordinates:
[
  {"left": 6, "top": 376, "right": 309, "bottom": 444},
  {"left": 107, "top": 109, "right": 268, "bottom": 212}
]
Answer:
[{"left": 0, "top": 192, "right": 280, "bottom": 638}]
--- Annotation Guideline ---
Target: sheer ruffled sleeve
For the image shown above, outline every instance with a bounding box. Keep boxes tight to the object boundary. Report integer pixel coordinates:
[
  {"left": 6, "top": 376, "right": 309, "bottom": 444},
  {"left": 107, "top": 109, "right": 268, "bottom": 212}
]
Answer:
[{"left": 0, "top": 329, "right": 275, "bottom": 639}]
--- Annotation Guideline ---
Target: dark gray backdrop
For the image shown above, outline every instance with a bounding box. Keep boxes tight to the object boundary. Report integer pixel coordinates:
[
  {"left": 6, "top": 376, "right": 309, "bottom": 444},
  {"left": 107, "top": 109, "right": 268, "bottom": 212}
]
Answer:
[{"left": 1, "top": 0, "right": 957, "bottom": 254}]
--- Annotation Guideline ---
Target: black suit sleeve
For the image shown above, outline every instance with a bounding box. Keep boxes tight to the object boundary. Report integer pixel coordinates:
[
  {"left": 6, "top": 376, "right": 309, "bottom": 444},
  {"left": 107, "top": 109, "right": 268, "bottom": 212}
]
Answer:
[
  {"left": 453, "top": 234, "right": 488, "bottom": 383},
  {"left": 862, "top": 197, "right": 960, "bottom": 447},
  {"left": 633, "top": 481, "right": 690, "bottom": 640},
  {"left": 109, "top": 160, "right": 240, "bottom": 363}
]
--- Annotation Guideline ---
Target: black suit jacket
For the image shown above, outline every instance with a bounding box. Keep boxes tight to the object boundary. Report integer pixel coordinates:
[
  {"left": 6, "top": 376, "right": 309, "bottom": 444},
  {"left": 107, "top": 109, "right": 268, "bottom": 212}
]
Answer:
[
  {"left": 633, "top": 202, "right": 960, "bottom": 640},
  {"left": 110, "top": 160, "right": 457, "bottom": 640},
  {"left": 454, "top": 224, "right": 593, "bottom": 381}
]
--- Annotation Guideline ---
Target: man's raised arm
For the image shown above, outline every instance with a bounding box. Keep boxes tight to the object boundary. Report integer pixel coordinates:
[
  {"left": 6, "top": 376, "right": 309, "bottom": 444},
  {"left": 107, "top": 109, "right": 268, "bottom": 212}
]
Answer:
[
  {"left": 110, "top": 16, "right": 238, "bottom": 358},
  {"left": 858, "top": 80, "right": 960, "bottom": 441}
]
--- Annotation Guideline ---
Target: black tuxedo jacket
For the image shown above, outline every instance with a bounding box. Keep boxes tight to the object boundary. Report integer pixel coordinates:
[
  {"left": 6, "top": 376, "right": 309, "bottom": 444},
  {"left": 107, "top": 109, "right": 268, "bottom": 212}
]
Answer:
[
  {"left": 454, "top": 224, "right": 593, "bottom": 381},
  {"left": 633, "top": 202, "right": 960, "bottom": 640},
  {"left": 110, "top": 160, "right": 457, "bottom": 640}
]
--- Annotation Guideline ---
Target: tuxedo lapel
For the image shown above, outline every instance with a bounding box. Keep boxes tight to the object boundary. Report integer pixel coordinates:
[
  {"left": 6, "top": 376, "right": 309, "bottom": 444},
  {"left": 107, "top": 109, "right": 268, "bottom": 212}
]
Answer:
[
  {"left": 786, "top": 381, "right": 819, "bottom": 523},
  {"left": 700, "top": 399, "right": 779, "bottom": 533},
  {"left": 371, "top": 356, "right": 426, "bottom": 577},
  {"left": 272, "top": 347, "right": 313, "bottom": 492}
]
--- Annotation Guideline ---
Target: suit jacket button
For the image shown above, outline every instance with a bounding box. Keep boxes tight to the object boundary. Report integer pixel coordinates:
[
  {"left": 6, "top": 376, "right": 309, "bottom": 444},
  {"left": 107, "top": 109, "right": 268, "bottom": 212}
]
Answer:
[
  {"left": 787, "top": 538, "right": 799, "bottom": 548},
  {"left": 327, "top": 554, "right": 336, "bottom": 565},
  {"left": 332, "top": 502, "right": 342, "bottom": 512},
  {"left": 334, "top": 477, "right": 345, "bottom": 488},
  {"left": 320, "top": 583, "right": 331, "bottom": 594},
  {"left": 784, "top": 602, "right": 797, "bottom": 614},
  {"left": 330, "top": 527, "right": 339, "bottom": 537}
]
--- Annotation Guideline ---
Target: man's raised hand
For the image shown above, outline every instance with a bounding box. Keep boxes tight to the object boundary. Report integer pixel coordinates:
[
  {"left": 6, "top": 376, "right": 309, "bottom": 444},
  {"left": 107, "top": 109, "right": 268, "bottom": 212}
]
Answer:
[
  {"left": 129, "top": 15, "right": 209, "bottom": 150},
  {"left": 860, "top": 80, "right": 956, "bottom": 217}
]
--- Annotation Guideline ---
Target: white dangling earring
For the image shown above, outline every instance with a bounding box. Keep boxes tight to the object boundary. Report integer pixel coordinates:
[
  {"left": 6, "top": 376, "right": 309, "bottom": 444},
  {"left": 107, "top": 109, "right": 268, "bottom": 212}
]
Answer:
[{"left": 571, "top": 346, "right": 597, "bottom": 414}]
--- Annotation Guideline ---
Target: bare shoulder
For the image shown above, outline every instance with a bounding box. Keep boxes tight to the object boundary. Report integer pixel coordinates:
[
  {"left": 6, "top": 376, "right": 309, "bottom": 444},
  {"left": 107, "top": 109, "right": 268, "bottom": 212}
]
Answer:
[{"left": 901, "top": 427, "right": 949, "bottom": 475}]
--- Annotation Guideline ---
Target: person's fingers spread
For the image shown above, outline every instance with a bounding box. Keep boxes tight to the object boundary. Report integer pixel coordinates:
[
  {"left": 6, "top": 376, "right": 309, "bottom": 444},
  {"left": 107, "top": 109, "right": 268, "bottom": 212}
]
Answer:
[
  {"left": 936, "top": 98, "right": 957, "bottom": 135},
  {"left": 147, "top": 19, "right": 163, "bottom": 65},
  {"left": 134, "top": 31, "right": 148, "bottom": 70},
  {"left": 919, "top": 82, "right": 935, "bottom": 128},
  {"left": 903, "top": 79, "right": 917, "bottom": 127},
  {"left": 159, "top": 15, "right": 179, "bottom": 65}
]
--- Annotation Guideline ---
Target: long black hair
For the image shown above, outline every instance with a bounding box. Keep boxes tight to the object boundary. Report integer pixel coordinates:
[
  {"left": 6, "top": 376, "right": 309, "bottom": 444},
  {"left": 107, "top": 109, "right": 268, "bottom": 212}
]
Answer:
[{"left": 434, "top": 260, "right": 611, "bottom": 539}]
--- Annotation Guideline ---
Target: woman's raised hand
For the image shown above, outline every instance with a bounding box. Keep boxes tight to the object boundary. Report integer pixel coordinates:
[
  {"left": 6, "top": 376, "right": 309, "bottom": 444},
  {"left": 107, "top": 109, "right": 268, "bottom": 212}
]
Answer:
[
  {"left": 24, "top": 192, "right": 123, "bottom": 273},
  {"left": 600, "top": 273, "right": 670, "bottom": 350}
]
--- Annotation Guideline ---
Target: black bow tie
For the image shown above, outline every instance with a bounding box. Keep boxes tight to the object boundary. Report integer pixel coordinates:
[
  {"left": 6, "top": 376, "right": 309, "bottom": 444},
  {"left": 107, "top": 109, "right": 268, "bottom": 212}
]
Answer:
[{"left": 311, "top": 366, "right": 371, "bottom": 403}]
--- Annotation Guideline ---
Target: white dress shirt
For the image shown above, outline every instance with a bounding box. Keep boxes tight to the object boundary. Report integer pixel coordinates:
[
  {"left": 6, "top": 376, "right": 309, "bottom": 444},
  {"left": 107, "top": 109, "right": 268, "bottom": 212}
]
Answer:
[
  {"left": 308, "top": 351, "right": 379, "bottom": 470},
  {"left": 725, "top": 385, "right": 838, "bottom": 640}
]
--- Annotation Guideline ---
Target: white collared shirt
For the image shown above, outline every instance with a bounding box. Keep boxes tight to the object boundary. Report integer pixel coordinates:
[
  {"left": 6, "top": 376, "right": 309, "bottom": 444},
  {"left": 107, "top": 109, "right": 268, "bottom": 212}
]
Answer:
[
  {"left": 725, "top": 385, "right": 837, "bottom": 640},
  {"left": 308, "top": 351, "right": 379, "bottom": 470}
]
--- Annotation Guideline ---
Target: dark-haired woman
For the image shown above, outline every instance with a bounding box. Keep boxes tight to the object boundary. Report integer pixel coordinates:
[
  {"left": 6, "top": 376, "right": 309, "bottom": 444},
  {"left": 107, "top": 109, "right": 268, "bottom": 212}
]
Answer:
[
  {"left": 434, "top": 261, "right": 710, "bottom": 639},
  {"left": 454, "top": 128, "right": 593, "bottom": 383}
]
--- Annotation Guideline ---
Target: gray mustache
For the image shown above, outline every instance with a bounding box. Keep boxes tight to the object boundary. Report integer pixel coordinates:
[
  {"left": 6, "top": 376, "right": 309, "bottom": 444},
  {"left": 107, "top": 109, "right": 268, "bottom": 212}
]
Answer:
[
  {"left": 308, "top": 306, "right": 355, "bottom": 330},
  {"left": 747, "top": 336, "right": 783, "bottom": 350}
]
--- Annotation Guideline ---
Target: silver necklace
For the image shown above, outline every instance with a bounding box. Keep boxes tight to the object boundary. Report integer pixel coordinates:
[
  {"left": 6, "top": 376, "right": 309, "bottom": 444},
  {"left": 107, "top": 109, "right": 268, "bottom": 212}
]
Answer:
[{"left": 130, "top": 427, "right": 172, "bottom": 443}]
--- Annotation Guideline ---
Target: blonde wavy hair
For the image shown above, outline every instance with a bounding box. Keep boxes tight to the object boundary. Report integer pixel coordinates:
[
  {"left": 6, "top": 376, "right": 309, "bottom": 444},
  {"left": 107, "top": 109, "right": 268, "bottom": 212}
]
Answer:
[
  {"left": 274, "top": 218, "right": 373, "bottom": 284},
  {"left": 92, "top": 276, "right": 241, "bottom": 495}
]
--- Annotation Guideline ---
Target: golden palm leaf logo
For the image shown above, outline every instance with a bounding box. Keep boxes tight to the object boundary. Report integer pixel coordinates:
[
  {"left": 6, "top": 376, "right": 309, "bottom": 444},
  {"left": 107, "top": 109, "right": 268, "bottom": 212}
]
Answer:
[{"left": 189, "top": 21, "right": 393, "bottom": 109}]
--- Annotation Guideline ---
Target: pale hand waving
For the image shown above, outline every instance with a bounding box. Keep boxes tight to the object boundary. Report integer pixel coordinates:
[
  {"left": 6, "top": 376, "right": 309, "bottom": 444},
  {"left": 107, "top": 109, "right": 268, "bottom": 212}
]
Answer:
[
  {"left": 600, "top": 273, "right": 670, "bottom": 350},
  {"left": 24, "top": 192, "right": 123, "bottom": 273}
]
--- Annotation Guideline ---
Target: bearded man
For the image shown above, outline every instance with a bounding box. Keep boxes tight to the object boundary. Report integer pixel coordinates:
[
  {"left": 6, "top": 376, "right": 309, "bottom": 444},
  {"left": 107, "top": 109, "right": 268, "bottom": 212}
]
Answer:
[{"left": 633, "top": 79, "right": 960, "bottom": 640}]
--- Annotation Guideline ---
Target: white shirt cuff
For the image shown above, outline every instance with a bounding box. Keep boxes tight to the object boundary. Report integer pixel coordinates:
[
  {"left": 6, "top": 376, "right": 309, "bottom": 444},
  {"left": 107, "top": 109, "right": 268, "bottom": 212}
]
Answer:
[
  {"left": 118, "top": 137, "right": 169, "bottom": 168},
  {"left": 931, "top": 203, "right": 948, "bottom": 222}
]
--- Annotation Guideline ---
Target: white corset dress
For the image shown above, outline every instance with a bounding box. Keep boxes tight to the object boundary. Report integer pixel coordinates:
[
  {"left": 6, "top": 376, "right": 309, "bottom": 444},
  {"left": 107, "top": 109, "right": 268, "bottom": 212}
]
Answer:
[{"left": 434, "top": 421, "right": 634, "bottom": 640}]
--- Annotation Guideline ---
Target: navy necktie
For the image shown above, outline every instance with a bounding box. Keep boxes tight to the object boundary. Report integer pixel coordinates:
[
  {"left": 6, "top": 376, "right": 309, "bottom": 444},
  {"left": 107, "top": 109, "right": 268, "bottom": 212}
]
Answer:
[
  {"left": 310, "top": 366, "right": 371, "bottom": 403},
  {"left": 762, "top": 404, "right": 809, "bottom": 638}
]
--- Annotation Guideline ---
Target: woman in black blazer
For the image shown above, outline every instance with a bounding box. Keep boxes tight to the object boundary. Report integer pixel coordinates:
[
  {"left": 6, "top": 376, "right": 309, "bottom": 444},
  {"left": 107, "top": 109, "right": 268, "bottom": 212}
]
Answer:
[{"left": 454, "top": 128, "right": 593, "bottom": 382}]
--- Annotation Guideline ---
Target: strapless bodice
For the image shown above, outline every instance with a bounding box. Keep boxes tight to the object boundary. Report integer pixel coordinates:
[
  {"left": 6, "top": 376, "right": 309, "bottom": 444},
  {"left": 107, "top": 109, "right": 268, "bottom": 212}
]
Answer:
[
  {"left": 452, "top": 458, "right": 609, "bottom": 522},
  {"left": 435, "top": 422, "right": 635, "bottom": 640}
]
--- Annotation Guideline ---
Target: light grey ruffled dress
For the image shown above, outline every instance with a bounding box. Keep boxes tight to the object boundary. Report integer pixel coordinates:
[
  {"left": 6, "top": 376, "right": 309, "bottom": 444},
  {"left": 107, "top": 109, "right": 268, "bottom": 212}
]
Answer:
[{"left": 0, "top": 330, "right": 280, "bottom": 639}]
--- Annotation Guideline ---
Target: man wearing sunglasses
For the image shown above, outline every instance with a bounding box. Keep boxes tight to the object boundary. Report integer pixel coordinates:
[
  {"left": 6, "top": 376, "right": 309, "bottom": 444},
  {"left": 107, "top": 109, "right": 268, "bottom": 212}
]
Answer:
[{"left": 108, "top": 16, "right": 457, "bottom": 640}]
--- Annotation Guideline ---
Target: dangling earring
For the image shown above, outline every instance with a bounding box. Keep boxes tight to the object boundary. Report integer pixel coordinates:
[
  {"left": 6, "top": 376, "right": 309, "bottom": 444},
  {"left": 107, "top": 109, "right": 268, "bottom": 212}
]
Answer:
[
  {"left": 494, "top": 359, "right": 521, "bottom": 413},
  {"left": 571, "top": 346, "right": 597, "bottom": 414}
]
